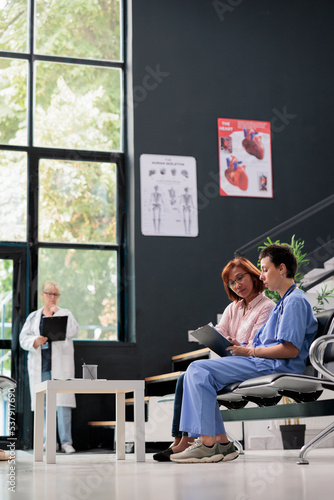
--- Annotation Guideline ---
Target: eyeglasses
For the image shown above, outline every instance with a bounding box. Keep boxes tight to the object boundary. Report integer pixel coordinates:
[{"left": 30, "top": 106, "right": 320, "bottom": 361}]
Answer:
[
  {"left": 43, "top": 292, "right": 60, "bottom": 298},
  {"left": 227, "top": 273, "right": 249, "bottom": 289}
]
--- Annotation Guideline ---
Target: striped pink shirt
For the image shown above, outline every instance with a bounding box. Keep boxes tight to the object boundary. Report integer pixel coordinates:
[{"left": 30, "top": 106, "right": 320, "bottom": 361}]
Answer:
[{"left": 215, "top": 292, "right": 275, "bottom": 346}]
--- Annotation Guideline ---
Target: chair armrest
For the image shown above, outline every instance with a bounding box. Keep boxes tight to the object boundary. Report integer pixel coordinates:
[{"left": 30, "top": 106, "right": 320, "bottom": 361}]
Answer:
[{"left": 309, "top": 334, "right": 334, "bottom": 383}]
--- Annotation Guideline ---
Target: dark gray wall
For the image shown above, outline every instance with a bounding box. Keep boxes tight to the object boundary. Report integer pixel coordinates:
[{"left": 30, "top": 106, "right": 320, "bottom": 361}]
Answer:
[
  {"left": 131, "top": 0, "right": 334, "bottom": 375},
  {"left": 72, "top": 0, "right": 334, "bottom": 448}
]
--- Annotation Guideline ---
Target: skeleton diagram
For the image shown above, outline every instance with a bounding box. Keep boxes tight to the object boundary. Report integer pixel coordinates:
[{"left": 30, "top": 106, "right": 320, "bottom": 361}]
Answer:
[
  {"left": 179, "top": 187, "right": 194, "bottom": 235},
  {"left": 149, "top": 185, "right": 165, "bottom": 233}
]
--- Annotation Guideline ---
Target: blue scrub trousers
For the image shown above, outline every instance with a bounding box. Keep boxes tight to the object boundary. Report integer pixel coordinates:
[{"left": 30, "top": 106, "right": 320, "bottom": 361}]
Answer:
[
  {"left": 42, "top": 370, "right": 73, "bottom": 445},
  {"left": 179, "top": 356, "right": 276, "bottom": 437}
]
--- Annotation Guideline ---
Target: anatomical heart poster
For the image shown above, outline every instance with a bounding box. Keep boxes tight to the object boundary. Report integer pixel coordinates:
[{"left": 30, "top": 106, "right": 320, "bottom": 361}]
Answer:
[
  {"left": 217, "top": 118, "right": 273, "bottom": 198},
  {"left": 140, "top": 154, "right": 198, "bottom": 237}
]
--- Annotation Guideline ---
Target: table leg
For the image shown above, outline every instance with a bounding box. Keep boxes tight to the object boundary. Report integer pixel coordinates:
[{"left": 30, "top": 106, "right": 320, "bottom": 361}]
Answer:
[
  {"left": 134, "top": 388, "right": 145, "bottom": 462},
  {"left": 115, "top": 392, "right": 126, "bottom": 460},
  {"left": 45, "top": 388, "right": 57, "bottom": 464},
  {"left": 34, "top": 391, "right": 44, "bottom": 462}
]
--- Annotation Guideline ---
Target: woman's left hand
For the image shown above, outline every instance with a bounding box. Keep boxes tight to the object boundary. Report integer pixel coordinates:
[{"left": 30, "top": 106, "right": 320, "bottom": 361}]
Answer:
[{"left": 226, "top": 345, "right": 253, "bottom": 357}]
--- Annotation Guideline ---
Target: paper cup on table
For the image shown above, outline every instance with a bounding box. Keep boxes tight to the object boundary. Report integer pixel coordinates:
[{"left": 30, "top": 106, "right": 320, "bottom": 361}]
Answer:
[{"left": 82, "top": 364, "right": 98, "bottom": 380}]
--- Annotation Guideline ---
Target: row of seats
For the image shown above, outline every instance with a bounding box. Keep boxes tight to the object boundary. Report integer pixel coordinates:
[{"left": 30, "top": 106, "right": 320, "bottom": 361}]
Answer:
[
  {"left": 217, "top": 309, "right": 334, "bottom": 409},
  {"left": 149, "top": 308, "right": 334, "bottom": 463}
]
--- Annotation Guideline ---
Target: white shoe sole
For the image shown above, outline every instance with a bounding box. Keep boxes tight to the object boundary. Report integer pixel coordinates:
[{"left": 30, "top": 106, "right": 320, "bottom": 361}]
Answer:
[
  {"left": 171, "top": 451, "right": 239, "bottom": 464},
  {"left": 221, "top": 451, "right": 239, "bottom": 462},
  {"left": 171, "top": 453, "right": 224, "bottom": 463}
]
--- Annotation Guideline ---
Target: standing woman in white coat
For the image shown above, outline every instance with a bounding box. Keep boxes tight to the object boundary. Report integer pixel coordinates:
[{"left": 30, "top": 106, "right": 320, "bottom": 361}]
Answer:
[{"left": 19, "top": 281, "right": 79, "bottom": 453}]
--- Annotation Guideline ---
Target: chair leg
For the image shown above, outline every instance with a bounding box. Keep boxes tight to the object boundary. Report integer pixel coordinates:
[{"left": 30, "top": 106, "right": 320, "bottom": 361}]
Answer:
[
  {"left": 297, "top": 421, "right": 334, "bottom": 464},
  {"left": 226, "top": 429, "right": 244, "bottom": 455}
]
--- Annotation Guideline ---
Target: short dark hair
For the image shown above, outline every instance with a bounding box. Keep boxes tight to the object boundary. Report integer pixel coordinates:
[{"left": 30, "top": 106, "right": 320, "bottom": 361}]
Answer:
[
  {"left": 258, "top": 244, "right": 298, "bottom": 278},
  {"left": 221, "top": 257, "right": 265, "bottom": 302}
]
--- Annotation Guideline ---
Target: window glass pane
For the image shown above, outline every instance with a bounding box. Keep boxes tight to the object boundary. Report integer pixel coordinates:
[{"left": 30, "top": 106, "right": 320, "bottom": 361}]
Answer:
[
  {"left": 39, "top": 159, "right": 117, "bottom": 244},
  {"left": 0, "top": 0, "right": 28, "bottom": 53},
  {"left": 0, "top": 259, "right": 13, "bottom": 437},
  {"left": 0, "top": 349, "right": 12, "bottom": 437},
  {"left": 38, "top": 248, "right": 118, "bottom": 341},
  {"left": 0, "top": 151, "right": 27, "bottom": 241},
  {"left": 35, "top": 0, "right": 121, "bottom": 61},
  {"left": 0, "top": 58, "right": 28, "bottom": 146},
  {"left": 34, "top": 62, "right": 121, "bottom": 151},
  {"left": 0, "top": 259, "right": 13, "bottom": 340}
]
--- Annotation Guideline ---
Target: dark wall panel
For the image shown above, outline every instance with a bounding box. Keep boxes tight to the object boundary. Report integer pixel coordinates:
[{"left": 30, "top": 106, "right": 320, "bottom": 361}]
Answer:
[{"left": 131, "top": 0, "right": 334, "bottom": 379}]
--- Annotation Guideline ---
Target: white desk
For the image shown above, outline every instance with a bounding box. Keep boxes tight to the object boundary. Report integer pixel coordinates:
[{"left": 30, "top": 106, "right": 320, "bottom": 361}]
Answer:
[{"left": 34, "top": 379, "right": 145, "bottom": 464}]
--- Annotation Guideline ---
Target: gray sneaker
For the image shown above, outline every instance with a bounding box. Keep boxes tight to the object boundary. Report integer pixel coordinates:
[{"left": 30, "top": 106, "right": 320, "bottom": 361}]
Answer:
[
  {"left": 169, "top": 439, "right": 224, "bottom": 463},
  {"left": 217, "top": 441, "right": 239, "bottom": 462}
]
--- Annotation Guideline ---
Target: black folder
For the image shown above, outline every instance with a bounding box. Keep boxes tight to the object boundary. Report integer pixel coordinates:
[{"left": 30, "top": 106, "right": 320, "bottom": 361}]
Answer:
[
  {"left": 190, "top": 324, "right": 233, "bottom": 357},
  {"left": 42, "top": 316, "right": 68, "bottom": 341}
]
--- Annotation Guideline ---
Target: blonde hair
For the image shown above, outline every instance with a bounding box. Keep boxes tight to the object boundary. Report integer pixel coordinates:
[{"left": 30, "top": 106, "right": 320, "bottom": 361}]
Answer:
[{"left": 42, "top": 281, "right": 60, "bottom": 293}]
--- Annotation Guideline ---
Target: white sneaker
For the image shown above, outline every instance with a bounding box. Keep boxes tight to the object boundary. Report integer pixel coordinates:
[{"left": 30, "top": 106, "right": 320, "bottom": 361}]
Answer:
[
  {"left": 43, "top": 442, "right": 59, "bottom": 451},
  {"left": 61, "top": 442, "right": 76, "bottom": 454}
]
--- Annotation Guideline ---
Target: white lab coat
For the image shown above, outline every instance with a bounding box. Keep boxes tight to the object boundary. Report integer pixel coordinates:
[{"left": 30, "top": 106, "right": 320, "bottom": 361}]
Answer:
[{"left": 19, "top": 307, "right": 79, "bottom": 410}]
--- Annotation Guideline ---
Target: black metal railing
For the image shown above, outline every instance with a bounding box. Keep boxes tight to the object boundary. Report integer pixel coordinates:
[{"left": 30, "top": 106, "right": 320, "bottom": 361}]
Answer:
[{"left": 234, "top": 193, "right": 334, "bottom": 257}]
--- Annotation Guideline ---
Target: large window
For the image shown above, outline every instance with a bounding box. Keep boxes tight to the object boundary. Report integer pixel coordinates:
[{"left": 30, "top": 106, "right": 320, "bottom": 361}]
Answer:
[
  {"left": 38, "top": 159, "right": 117, "bottom": 244},
  {"left": 0, "top": 0, "right": 125, "bottom": 341},
  {"left": 38, "top": 248, "right": 118, "bottom": 340},
  {"left": 34, "top": 62, "right": 121, "bottom": 151}
]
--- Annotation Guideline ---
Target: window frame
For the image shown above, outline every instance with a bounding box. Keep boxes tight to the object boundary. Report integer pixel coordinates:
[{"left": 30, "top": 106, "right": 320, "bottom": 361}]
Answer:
[{"left": 0, "top": 0, "right": 127, "bottom": 342}]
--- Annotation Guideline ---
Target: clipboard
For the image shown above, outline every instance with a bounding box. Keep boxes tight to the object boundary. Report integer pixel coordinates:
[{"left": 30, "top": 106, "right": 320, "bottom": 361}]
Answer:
[
  {"left": 190, "top": 323, "right": 233, "bottom": 357},
  {"left": 42, "top": 316, "right": 68, "bottom": 341}
]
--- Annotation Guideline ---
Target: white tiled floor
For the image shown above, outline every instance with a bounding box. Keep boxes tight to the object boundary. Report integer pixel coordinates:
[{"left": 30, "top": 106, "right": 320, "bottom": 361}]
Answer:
[{"left": 1, "top": 448, "right": 333, "bottom": 500}]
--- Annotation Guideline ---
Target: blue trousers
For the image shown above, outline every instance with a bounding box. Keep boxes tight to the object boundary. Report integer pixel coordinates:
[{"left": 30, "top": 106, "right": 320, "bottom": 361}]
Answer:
[
  {"left": 171, "top": 373, "right": 187, "bottom": 438},
  {"left": 42, "top": 371, "right": 73, "bottom": 445},
  {"left": 179, "top": 356, "right": 276, "bottom": 437}
]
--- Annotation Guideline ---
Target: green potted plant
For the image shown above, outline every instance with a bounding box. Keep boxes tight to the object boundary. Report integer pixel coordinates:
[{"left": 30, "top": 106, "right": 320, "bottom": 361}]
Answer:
[{"left": 258, "top": 235, "right": 334, "bottom": 308}]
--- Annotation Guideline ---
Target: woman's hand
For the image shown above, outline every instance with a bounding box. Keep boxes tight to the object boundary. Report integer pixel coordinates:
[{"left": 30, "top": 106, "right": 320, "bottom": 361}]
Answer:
[
  {"left": 226, "top": 336, "right": 240, "bottom": 346},
  {"left": 33, "top": 336, "right": 48, "bottom": 349},
  {"left": 226, "top": 337, "right": 251, "bottom": 356},
  {"left": 227, "top": 341, "right": 299, "bottom": 359},
  {"left": 226, "top": 345, "right": 253, "bottom": 357}
]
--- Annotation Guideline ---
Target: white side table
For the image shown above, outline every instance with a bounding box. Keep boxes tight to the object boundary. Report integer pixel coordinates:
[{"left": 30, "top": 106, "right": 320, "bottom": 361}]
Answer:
[{"left": 34, "top": 379, "right": 145, "bottom": 464}]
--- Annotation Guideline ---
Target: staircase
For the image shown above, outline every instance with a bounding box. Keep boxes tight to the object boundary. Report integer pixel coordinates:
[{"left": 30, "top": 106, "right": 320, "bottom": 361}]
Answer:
[{"left": 303, "top": 256, "right": 334, "bottom": 311}]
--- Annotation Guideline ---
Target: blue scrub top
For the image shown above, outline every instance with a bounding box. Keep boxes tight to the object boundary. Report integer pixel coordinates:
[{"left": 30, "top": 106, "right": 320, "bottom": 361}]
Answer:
[{"left": 252, "top": 286, "right": 318, "bottom": 374}]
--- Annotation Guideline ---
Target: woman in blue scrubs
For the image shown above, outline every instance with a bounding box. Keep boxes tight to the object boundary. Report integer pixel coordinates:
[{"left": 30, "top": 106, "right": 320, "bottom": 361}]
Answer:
[{"left": 171, "top": 244, "right": 318, "bottom": 464}]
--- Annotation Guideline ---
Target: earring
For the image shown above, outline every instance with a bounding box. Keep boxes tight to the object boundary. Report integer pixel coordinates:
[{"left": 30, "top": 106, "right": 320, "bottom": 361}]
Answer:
[{"left": 280, "top": 275, "right": 283, "bottom": 279}]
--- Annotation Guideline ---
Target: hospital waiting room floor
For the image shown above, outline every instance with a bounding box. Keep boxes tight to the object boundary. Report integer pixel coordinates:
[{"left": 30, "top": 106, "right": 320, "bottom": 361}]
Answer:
[{"left": 1, "top": 448, "right": 333, "bottom": 500}]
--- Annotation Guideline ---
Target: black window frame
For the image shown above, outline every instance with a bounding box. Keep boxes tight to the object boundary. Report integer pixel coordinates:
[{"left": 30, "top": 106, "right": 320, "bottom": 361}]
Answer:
[{"left": 0, "top": 0, "right": 128, "bottom": 342}]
